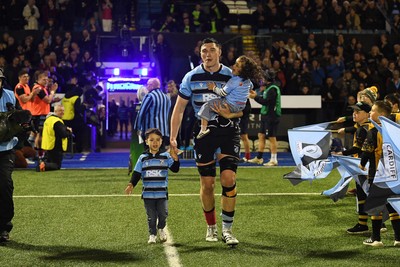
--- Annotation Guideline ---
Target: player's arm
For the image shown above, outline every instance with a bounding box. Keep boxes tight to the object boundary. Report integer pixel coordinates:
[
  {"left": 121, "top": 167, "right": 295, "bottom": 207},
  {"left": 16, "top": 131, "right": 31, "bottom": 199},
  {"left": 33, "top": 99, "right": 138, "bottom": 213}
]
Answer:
[
  {"left": 15, "top": 87, "right": 37, "bottom": 103},
  {"left": 42, "top": 90, "right": 56, "bottom": 104},
  {"left": 170, "top": 96, "right": 189, "bottom": 148},
  {"left": 210, "top": 101, "right": 242, "bottom": 119},
  {"left": 253, "top": 87, "right": 276, "bottom": 106}
]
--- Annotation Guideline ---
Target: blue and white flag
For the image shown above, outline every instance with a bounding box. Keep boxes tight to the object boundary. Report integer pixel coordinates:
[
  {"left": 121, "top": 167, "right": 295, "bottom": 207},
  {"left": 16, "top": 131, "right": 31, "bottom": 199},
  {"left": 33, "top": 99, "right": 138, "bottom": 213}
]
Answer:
[
  {"left": 322, "top": 155, "right": 369, "bottom": 202},
  {"left": 322, "top": 165, "right": 353, "bottom": 202},
  {"left": 284, "top": 129, "right": 336, "bottom": 185},
  {"left": 292, "top": 121, "right": 334, "bottom": 131},
  {"left": 388, "top": 197, "right": 400, "bottom": 214},
  {"left": 288, "top": 130, "right": 332, "bottom": 166},
  {"left": 333, "top": 155, "right": 368, "bottom": 177},
  {"left": 334, "top": 155, "right": 370, "bottom": 194},
  {"left": 365, "top": 116, "right": 400, "bottom": 214}
]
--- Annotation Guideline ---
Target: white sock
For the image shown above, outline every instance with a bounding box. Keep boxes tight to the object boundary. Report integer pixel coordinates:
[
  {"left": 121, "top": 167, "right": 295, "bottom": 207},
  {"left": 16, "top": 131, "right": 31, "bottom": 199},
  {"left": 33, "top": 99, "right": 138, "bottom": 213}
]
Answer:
[{"left": 271, "top": 153, "right": 277, "bottom": 162}]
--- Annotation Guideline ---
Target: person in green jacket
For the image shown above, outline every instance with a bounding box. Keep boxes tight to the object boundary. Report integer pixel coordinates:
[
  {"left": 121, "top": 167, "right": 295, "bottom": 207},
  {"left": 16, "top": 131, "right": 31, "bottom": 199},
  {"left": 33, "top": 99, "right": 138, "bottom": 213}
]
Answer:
[{"left": 248, "top": 70, "right": 281, "bottom": 166}]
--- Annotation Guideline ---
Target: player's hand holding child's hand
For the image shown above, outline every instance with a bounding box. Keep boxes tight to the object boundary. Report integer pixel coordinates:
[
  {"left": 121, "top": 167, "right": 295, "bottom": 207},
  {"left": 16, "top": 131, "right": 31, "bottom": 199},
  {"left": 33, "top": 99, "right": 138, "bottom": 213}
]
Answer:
[
  {"left": 359, "top": 164, "right": 366, "bottom": 171},
  {"left": 169, "top": 147, "right": 178, "bottom": 161}
]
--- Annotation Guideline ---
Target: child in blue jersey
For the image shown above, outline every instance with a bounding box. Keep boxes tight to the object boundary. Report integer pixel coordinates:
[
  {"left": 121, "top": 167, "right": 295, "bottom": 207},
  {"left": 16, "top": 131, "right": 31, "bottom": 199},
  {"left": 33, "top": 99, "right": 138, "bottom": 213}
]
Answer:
[
  {"left": 197, "top": 55, "right": 263, "bottom": 139},
  {"left": 125, "top": 128, "right": 180, "bottom": 244}
]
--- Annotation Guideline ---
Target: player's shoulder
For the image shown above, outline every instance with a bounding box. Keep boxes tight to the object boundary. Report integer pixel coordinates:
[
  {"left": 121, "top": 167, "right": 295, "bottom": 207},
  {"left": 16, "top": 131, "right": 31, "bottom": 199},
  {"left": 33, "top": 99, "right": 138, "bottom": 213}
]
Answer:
[
  {"left": 187, "top": 65, "right": 205, "bottom": 75},
  {"left": 220, "top": 64, "right": 232, "bottom": 75}
]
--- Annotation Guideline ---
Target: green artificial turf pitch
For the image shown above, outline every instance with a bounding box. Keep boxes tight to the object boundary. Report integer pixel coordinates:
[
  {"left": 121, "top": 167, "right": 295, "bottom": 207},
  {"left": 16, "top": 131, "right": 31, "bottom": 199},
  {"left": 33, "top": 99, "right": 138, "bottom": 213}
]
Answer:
[{"left": 0, "top": 168, "right": 398, "bottom": 267}]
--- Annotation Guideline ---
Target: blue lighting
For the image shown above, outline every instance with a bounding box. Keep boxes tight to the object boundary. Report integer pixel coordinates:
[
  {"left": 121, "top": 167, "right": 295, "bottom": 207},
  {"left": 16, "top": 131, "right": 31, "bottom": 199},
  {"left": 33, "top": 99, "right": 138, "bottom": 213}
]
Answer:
[{"left": 141, "top": 68, "right": 148, "bottom": 76}]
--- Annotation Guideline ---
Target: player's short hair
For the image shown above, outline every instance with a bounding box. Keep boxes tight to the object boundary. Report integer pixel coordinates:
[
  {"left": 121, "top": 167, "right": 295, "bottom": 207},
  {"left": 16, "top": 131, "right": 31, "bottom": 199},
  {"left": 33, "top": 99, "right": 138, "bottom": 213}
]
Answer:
[
  {"left": 18, "top": 69, "right": 29, "bottom": 77},
  {"left": 201, "top": 38, "right": 221, "bottom": 49},
  {"left": 145, "top": 128, "right": 163, "bottom": 139}
]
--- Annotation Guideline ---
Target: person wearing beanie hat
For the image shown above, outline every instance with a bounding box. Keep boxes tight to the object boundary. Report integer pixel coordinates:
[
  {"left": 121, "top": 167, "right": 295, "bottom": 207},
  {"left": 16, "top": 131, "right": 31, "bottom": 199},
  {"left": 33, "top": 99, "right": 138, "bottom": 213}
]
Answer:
[
  {"left": 0, "top": 68, "right": 22, "bottom": 242},
  {"left": 360, "top": 86, "right": 378, "bottom": 105}
]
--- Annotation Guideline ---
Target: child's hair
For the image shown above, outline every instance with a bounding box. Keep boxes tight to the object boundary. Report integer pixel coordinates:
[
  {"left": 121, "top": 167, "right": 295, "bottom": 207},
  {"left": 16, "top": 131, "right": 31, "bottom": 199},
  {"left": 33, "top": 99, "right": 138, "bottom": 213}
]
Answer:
[
  {"left": 236, "top": 55, "right": 265, "bottom": 83},
  {"left": 145, "top": 128, "right": 162, "bottom": 139},
  {"left": 373, "top": 100, "right": 392, "bottom": 117},
  {"left": 384, "top": 93, "right": 400, "bottom": 108}
]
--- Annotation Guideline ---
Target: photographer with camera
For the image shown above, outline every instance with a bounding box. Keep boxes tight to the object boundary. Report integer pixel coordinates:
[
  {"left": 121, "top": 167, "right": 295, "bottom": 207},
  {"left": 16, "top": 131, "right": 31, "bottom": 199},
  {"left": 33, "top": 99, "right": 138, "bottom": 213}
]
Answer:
[{"left": 0, "top": 69, "right": 23, "bottom": 242}]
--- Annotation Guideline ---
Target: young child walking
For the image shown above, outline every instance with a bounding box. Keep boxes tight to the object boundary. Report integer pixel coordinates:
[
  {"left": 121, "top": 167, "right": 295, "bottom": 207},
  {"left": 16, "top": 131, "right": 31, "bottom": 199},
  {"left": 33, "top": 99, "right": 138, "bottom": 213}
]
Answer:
[
  {"left": 196, "top": 55, "right": 264, "bottom": 139},
  {"left": 125, "top": 128, "right": 180, "bottom": 244}
]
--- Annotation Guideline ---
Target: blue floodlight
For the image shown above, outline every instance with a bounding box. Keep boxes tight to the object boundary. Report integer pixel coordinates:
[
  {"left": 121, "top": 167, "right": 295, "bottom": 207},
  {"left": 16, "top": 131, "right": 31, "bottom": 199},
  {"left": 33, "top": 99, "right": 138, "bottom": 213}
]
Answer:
[{"left": 141, "top": 68, "right": 148, "bottom": 76}]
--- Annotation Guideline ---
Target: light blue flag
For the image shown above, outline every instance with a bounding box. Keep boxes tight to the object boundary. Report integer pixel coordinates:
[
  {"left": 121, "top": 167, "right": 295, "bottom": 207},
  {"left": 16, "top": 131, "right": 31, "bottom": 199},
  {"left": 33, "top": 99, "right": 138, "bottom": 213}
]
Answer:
[
  {"left": 365, "top": 116, "right": 400, "bottom": 214},
  {"left": 292, "top": 121, "right": 334, "bottom": 131},
  {"left": 322, "top": 155, "right": 370, "bottom": 201},
  {"left": 387, "top": 197, "right": 400, "bottom": 214},
  {"left": 284, "top": 129, "right": 337, "bottom": 185},
  {"left": 284, "top": 159, "right": 336, "bottom": 185},
  {"left": 288, "top": 130, "right": 332, "bottom": 166},
  {"left": 333, "top": 155, "right": 370, "bottom": 194},
  {"left": 321, "top": 171, "right": 353, "bottom": 202},
  {"left": 322, "top": 165, "right": 353, "bottom": 202}
]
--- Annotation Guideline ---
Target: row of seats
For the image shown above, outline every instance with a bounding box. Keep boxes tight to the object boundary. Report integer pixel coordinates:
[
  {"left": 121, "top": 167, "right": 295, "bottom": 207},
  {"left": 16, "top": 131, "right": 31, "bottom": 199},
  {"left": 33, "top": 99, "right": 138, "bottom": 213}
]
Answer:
[{"left": 224, "top": 0, "right": 256, "bottom": 14}]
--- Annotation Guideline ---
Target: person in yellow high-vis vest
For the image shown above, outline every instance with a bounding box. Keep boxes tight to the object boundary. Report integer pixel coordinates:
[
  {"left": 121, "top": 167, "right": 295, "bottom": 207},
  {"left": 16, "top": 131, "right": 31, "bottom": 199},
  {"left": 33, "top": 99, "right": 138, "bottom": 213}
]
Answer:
[
  {"left": 38, "top": 104, "right": 72, "bottom": 172},
  {"left": 62, "top": 77, "right": 85, "bottom": 153}
]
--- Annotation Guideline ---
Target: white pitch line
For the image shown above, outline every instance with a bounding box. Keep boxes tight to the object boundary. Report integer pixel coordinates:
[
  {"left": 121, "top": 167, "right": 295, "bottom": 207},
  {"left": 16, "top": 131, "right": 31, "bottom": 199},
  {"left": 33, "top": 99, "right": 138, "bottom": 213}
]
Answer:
[
  {"left": 13, "top": 192, "right": 321, "bottom": 198},
  {"left": 163, "top": 225, "right": 182, "bottom": 267}
]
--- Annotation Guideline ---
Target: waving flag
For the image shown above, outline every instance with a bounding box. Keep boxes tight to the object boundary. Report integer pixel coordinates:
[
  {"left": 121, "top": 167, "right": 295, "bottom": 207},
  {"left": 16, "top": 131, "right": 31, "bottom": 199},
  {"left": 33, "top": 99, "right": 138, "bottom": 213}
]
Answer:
[
  {"left": 284, "top": 129, "right": 336, "bottom": 185},
  {"left": 288, "top": 130, "right": 331, "bottom": 165},
  {"left": 388, "top": 197, "right": 400, "bottom": 214},
  {"left": 292, "top": 121, "right": 335, "bottom": 131},
  {"left": 365, "top": 116, "right": 400, "bottom": 214},
  {"left": 334, "top": 155, "right": 370, "bottom": 194},
  {"left": 322, "top": 155, "right": 369, "bottom": 202},
  {"left": 321, "top": 166, "right": 353, "bottom": 202}
]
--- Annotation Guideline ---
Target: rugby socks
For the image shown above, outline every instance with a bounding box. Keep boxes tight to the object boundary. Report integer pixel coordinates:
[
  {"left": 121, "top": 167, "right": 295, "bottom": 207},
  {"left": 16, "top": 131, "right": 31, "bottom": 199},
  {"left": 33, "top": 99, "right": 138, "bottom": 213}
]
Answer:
[
  {"left": 356, "top": 183, "right": 368, "bottom": 225},
  {"left": 203, "top": 207, "right": 216, "bottom": 226},
  {"left": 357, "top": 199, "right": 368, "bottom": 226},
  {"left": 390, "top": 212, "right": 400, "bottom": 241},
  {"left": 371, "top": 215, "right": 382, "bottom": 241},
  {"left": 221, "top": 210, "right": 235, "bottom": 230},
  {"left": 257, "top": 152, "right": 263, "bottom": 159},
  {"left": 271, "top": 153, "right": 277, "bottom": 162},
  {"left": 245, "top": 152, "right": 250, "bottom": 160}
]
